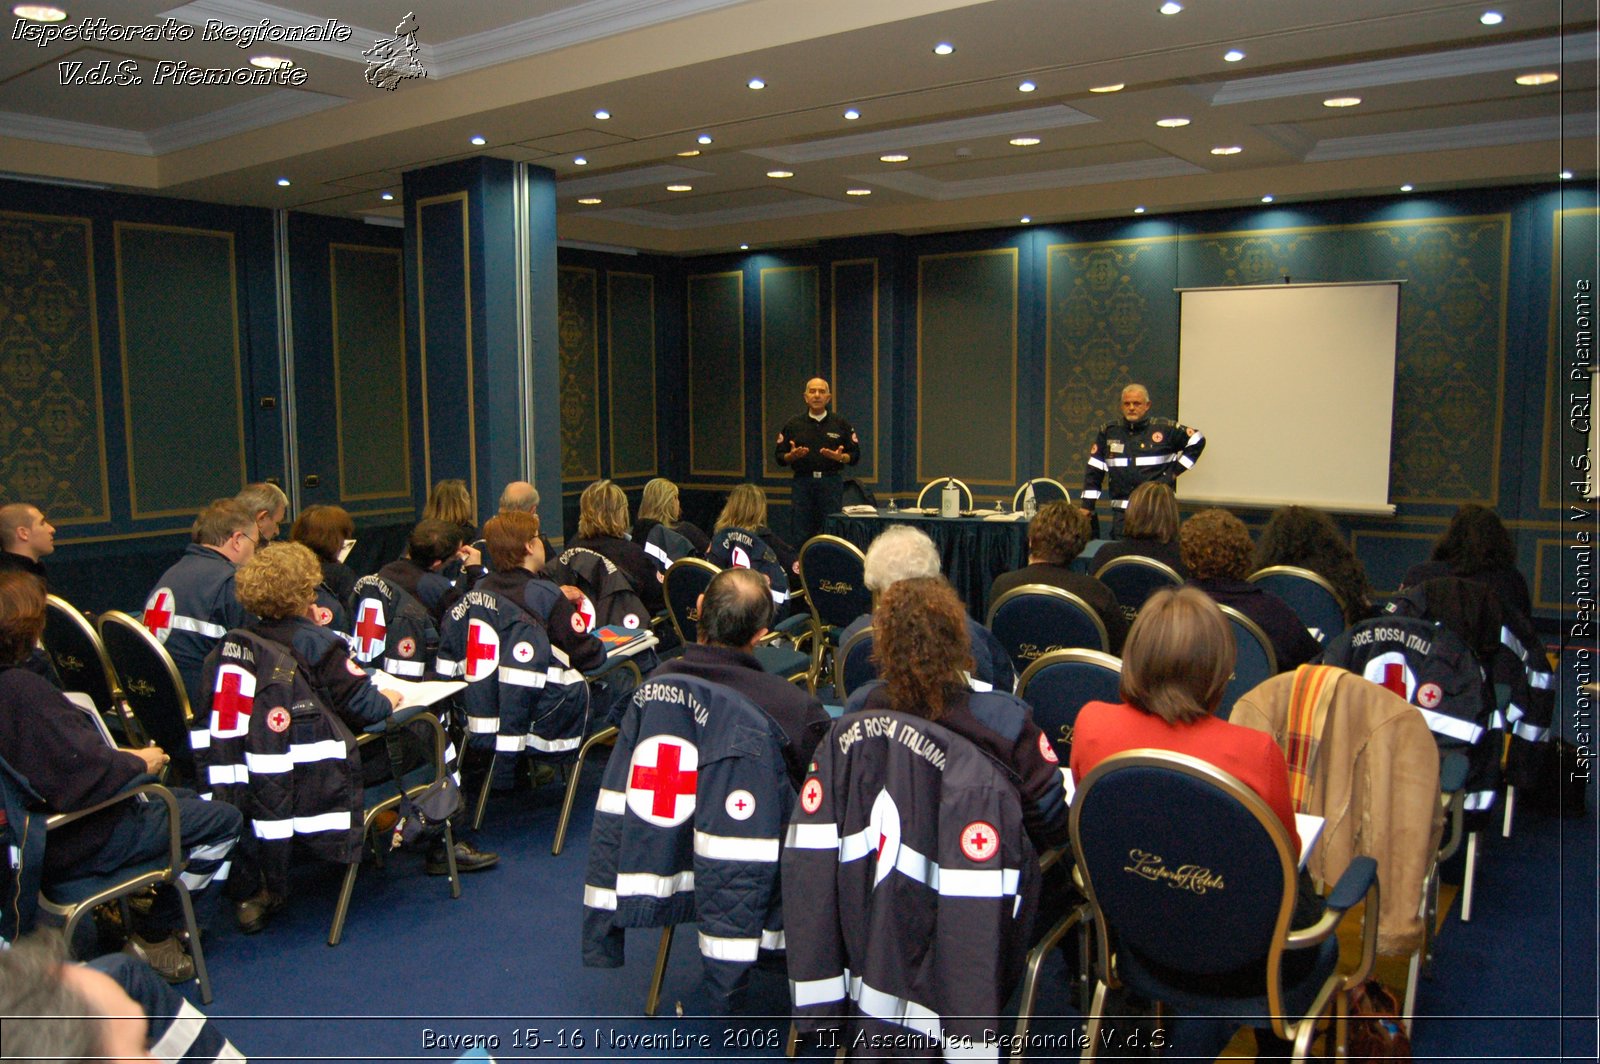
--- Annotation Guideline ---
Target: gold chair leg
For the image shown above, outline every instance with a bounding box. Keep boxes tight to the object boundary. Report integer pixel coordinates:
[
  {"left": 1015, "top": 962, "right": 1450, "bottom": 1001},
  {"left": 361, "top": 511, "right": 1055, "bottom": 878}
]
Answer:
[
  {"left": 442, "top": 820, "right": 461, "bottom": 899},
  {"left": 552, "top": 726, "right": 618, "bottom": 856},
  {"left": 1082, "top": 980, "right": 1109, "bottom": 1062},
  {"left": 644, "top": 924, "right": 675, "bottom": 1017},
  {"left": 172, "top": 882, "right": 212, "bottom": 1005},
  {"left": 786, "top": 1021, "right": 800, "bottom": 1059},
  {"left": 328, "top": 858, "right": 361, "bottom": 947},
  {"left": 1011, "top": 908, "right": 1082, "bottom": 1061},
  {"left": 1502, "top": 785, "right": 1516, "bottom": 838},
  {"left": 1459, "top": 831, "right": 1479, "bottom": 921},
  {"left": 470, "top": 763, "right": 494, "bottom": 832}
]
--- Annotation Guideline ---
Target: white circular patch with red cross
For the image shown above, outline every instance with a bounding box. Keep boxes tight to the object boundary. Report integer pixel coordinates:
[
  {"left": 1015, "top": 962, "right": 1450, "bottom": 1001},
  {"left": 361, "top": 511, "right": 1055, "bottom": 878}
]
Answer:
[
  {"left": 345, "top": 658, "right": 366, "bottom": 677},
  {"left": 800, "top": 777, "right": 823, "bottom": 814},
  {"left": 1417, "top": 682, "right": 1443, "bottom": 709},
  {"left": 1038, "top": 732, "right": 1059, "bottom": 764},
  {"left": 725, "top": 789, "right": 756, "bottom": 820},
  {"left": 731, "top": 545, "right": 752, "bottom": 569},
  {"left": 397, "top": 637, "right": 417, "bottom": 659},
  {"left": 574, "top": 595, "right": 596, "bottom": 633},
  {"left": 463, "top": 619, "right": 500, "bottom": 682},
  {"left": 141, "top": 587, "right": 177, "bottom": 643},
  {"left": 623, "top": 613, "right": 640, "bottom": 630},
  {"left": 312, "top": 605, "right": 333, "bottom": 626},
  {"left": 512, "top": 640, "right": 535, "bottom": 663},
  {"left": 625, "top": 735, "right": 700, "bottom": 827},
  {"left": 961, "top": 821, "right": 1000, "bottom": 862},
  {"left": 1151, "top": 431, "right": 1164, "bottom": 444},
  {"left": 266, "top": 706, "right": 290, "bottom": 733}
]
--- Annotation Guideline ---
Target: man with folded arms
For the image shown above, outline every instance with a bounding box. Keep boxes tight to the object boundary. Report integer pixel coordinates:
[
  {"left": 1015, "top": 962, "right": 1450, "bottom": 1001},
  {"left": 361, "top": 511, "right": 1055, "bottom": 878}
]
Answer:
[{"left": 1080, "top": 383, "right": 1204, "bottom": 537}]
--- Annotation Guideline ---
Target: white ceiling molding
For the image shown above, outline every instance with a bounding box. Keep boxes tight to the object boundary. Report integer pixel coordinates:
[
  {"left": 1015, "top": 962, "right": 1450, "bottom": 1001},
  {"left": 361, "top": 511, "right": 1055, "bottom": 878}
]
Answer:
[
  {"left": 0, "top": 112, "right": 152, "bottom": 154},
  {"left": 163, "top": 0, "right": 382, "bottom": 63},
  {"left": 144, "top": 90, "right": 349, "bottom": 153},
  {"left": 1305, "top": 113, "right": 1592, "bottom": 162},
  {"left": 1210, "top": 32, "right": 1596, "bottom": 105},
  {"left": 591, "top": 194, "right": 854, "bottom": 229},
  {"left": 860, "top": 156, "right": 1206, "bottom": 201},
  {"left": 747, "top": 104, "right": 1098, "bottom": 164},
  {"left": 561, "top": 163, "right": 711, "bottom": 195}
]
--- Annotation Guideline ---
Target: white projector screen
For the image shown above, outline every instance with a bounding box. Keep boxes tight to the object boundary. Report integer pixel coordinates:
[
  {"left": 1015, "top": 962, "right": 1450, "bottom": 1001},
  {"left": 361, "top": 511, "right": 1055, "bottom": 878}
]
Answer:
[{"left": 1176, "top": 281, "right": 1401, "bottom": 516}]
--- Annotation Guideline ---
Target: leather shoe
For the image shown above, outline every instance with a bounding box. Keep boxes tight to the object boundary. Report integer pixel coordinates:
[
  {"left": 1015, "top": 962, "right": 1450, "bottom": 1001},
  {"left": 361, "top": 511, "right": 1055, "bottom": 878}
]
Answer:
[
  {"left": 426, "top": 839, "right": 499, "bottom": 875},
  {"left": 235, "top": 888, "right": 287, "bottom": 934},
  {"left": 124, "top": 932, "right": 195, "bottom": 984}
]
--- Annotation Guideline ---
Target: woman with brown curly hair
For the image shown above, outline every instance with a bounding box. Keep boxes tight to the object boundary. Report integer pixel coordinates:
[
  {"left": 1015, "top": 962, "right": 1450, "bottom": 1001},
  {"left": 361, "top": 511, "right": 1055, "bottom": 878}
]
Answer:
[
  {"left": 1180, "top": 509, "right": 1320, "bottom": 672},
  {"left": 842, "top": 575, "right": 1069, "bottom": 849},
  {"left": 1254, "top": 505, "right": 1374, "bottom": 626}
]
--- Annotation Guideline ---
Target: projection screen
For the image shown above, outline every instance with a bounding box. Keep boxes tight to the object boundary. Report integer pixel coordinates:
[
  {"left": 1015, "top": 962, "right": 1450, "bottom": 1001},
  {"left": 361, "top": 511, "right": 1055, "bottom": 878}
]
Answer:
[{"left": 1175, "top": 281, "right": 1402, "bottom": 516}]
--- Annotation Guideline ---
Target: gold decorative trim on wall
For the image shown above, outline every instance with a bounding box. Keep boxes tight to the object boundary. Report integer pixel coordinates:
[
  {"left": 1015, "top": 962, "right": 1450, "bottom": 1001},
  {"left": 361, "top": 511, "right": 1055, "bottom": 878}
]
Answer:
[
  {"left": 1539, "top": 206, "right": 1599, "bottom": 512},
  {"left": 558, "top": 265, "right": 601, "bottom": 480},
  {"left": 0, "top": 209, "right": 111, "bottom": 525},
  {"left": 329, "top": 243, "right": 410, "bottom": 502},
  {"left": 761, "top": 264, "right": 820, "bottom": 481},
  {"left": 414, "top": 192, "right": 477, "bottom": 512},
  {"left": 113, "top": 221, "right": 245, "bottom": 520},
  {"left": 916, "top": 247, "right": 1018, "bottom": 487},
  {"left": 687, "top": 270, "right": 746, "bottom": 478},
  {"left": 1533, "top": 536, "right": 1581, "bottom": 614},
  {"left": 608, "top": 271, "right": 658, "bottom": 479},
  {"left": 831, "top": 258, "right": 880, "bottom": 485}
]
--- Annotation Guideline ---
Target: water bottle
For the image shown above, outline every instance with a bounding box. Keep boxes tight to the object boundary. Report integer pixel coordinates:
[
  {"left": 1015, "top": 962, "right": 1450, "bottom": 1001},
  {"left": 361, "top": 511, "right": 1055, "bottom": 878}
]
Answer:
[
  {"left": 1023, "top": 481, "right": 1037, "bottom": 518},
  {"left": 940, "top": 478, "right": 960, "bottom": 519},
  {"left": 886, "top": 494, "right": 897, "bottom": 514}
]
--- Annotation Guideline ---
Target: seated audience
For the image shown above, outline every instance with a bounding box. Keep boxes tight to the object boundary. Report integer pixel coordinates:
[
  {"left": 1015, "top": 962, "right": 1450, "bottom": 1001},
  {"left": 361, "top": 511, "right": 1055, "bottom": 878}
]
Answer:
[
  {"left": 633, "top": 477, "right": 710, "bottom": 556},
  {"left": 1402, "top": 503, "right": 1533, "bottom": 621},
  {"left": 235, "top": 481, "right": 288, "bottom": 545},
  {"left": 143, "top": 499, "right": 258, "bottom": 708},
  {"left": 1255, "top": 505, "right": 1375, "bottom": 626},
  {"left": 0, "top": 500, "right": 55, "bottom": 589},
  {"left": 989, "top": 500, "right": 1128, "bottom": 653},
  {"left": 708, "top": 484, "right": 796, "bottom": 610},
  {"left": 838, "top": 525, "right": 1015, "bottom": 691},
  {"left": 0, "top": 571, "right": 242, "bottom": 982},
  {"left": 1181, "top": 508, "right": 1321, "bottom": 672},
  {"left": 651, "top": 567, "right": 829, "bottom": 789},
  {"left": 1087, "top": 481, "right": 1186, "bottom": 577},
  {"left": 845, "top": 576, "right": 1068, "bottom": 849},
  {"left": 477, "top": 511, "right": 606, "bottom": 675},
  {"left": 565, "top": 479, "right": 663, "bottom": 613},
  {"left": 496, "top": 480, "right": 556, "bottom": 560},
  {"left": 379, "top": 518, "right": 469, "bottom": 623},
  {"left": 423, "top": 478, "right": 477, "bottom": 545},
  {"left": 290, "top": 503, "right": 357, "bottom": 619}
]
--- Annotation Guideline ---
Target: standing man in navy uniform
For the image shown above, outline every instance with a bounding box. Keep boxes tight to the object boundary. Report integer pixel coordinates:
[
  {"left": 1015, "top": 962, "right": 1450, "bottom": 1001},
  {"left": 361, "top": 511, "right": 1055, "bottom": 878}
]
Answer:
[
  {"left": 1080, "top": 383, "right": 1204, "bottom": 537},
  {"left": 775, "top": 377, "right": 861, "bottom": 546}
]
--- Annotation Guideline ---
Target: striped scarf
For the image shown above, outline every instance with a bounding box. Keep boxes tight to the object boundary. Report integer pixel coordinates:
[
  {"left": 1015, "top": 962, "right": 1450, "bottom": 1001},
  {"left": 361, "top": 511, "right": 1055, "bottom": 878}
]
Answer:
[{"left": 1283, "top": 664, "right": 1341, "bottom": 812}]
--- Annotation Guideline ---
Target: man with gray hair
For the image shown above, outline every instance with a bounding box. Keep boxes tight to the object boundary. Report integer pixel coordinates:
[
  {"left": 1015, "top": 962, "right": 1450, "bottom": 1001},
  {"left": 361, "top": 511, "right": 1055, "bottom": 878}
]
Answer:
[
  {"left": 837, "top": 525, "right": 1015, "bottom": 691},
  {"left": 1079, "top": 383, "right": 1204, "bottom": 537},
  {"left": 235, "top": 481, "right": 289, "bottom": 545},
  {"left": 497, "top": 480, "right": 539, "bottom": 512}
]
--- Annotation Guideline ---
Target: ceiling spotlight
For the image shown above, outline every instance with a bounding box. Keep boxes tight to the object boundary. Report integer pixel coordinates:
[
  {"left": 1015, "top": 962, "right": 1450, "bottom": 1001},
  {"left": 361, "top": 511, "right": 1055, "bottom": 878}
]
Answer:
[
  {"left": 12, "top": 6, "right": 67, "bottom": 21},
  {"left": 846, "top": 188, "right": 872, "bottom": 196},
  {"left": 747, "top": 77, "right": 765, "bottom": 90},
  {"left": 1223, "top": 49, "right": 1245, "bottom": 62},
  {"left": 578, "top": 197, "right": 603, "bottom": 205},
  {"left": 677, "top": 149, "right": 701, "bottom": 157},
  {"left": 1018, "top": 80, "right": 1037, "bottom": 92},
  {"left": 933, "top": 42, "right": 955, "bottom": 55},
  {"left": 380, "top": 191, "right": 394, "bottom": 201},
  {"left": 1323, "top": 96, "right": 1362, "bottom": 107},
  {"left": 1480, "top": 11, "right": 1503, "bottom": 26},
  {"left": 1400, "top": 184, "right": 1414, "bottom": 192},
  {"left": 1261, "top": 194, "right": 1275, "bottom": 203},
  {"left": 1010, "top": 137, "right": 1041, "bottom": 146},
  {"left": 1155, "top": 117, "right": 1190, "bottom": 128},
  {"left": 574, "top": 157, "right": 588, "bottom": 166},
  {"left": 697, "top": 134, "right": 713, "bottom": 145},
  {"left": 1020, "top": 216, "right": 1031, "bottom": 224},
  {"left": 250, "top": 56, "right": 292, "bottom": 70},
  {"left": 1561, "top": 170, "right": 1574, "bottom": 180},
  {"left": 1160, "top": 2, "right": 1183, "bottom": 14},
  {"left": 667, "top": 184, "right": 693, "bottom": 192},
  {"left": 276, "top": 177, "right": 291, "bottom": 187},
  {"left": 1089, "top": 83, "right": 1124, "bottom": 93},
  {"left": 740, "top": 244, "right": 750, "bottom": 250},
  {"left": 844, "top": 108, "right": 861, "bottom": 120},
  {"left": 767, "top": 170, "right": 794, "bottom": 179},
  {"left": 470, "top": 135, "right": 487, "bottom": 145},
  {"left": 1210, "top": 145, "right": 1242, "bottom": 155},
  {"left": 1516, "top": 72, "right": 1559, "bottom": 86},
  {"left": 880, "top": 153, "right": 909, "bottom": 163},
  {"left": 594, "top": 109, "right": 611, "bottom": 120},
  {"left": 1134, "top": 206, "right": 1146, "bottom": 214}
]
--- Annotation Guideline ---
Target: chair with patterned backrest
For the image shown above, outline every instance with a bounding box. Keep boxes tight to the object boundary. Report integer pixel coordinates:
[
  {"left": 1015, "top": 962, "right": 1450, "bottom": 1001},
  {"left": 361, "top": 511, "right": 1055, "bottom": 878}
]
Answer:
[
  {"left": 914, "top": 478, "right": 973, "bottom": 511},
  {"left": 796, "top": 535, "right": 871, "bottom": 690},
  {"left": 43, "top": 594, "right": 140, "bottom": 743},
  {"left": 96, "top": 610, "right": 198, "bottom": 785},
  {"left": 986, "top": 584, "right": 1110, "bottom": 677},
  {"left": 1072, "top": 750, "right": 1379, "bottom": 1061},
  {"left": 833, "top": 625, "right": 878, "bottom": 701},
  {"left": 1248, "top": 565, "right": 1348, "bottom": 646},
  {"left": 1216, "top": 604, "right": 1278, "bottom": 720},
  {"left": 1093, "top": 556, "right": 1183, "bottom": 621},
  {"left": 1012, "top": 477, "right": 1071, "bottom": 510}
]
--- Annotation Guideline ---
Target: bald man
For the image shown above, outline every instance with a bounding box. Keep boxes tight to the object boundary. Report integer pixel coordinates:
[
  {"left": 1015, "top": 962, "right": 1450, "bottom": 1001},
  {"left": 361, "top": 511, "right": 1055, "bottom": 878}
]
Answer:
[
  {"left": 1080, "top": 383, "right": 1204, "bottom": 537},
  {"left": 775, "top": 377, "right": 860, "bottom": 544}
]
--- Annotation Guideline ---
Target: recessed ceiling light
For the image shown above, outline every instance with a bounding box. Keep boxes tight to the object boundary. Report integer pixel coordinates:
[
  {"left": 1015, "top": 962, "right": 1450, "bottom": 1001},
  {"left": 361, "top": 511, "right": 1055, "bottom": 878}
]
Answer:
[
  {"left": 933, "top": 42, "right": 954, "bottom": 55},
  {"left": 844, "top": 108, "right": 861, "bottom": 120},
  {"left": 846, "top": 188, "right": 872, "bottom": 196},
  {"left": 381, "top": 191, "right": 394, "bottom": 201},
  {"left": 697, "top": 134, "right": 713, "bottom": 145},
  {"left": 1010, "top": 137, "right": 1041, "bottom": 147},
  {"left": 677, "top": 149, "right": 701, "bottom": 157},
  {"left": 250, "top": 56, "right": 292, "bottom": 70},
  {"left": 1561, "top": 170, "right": 1574, "bottom": 180},
  {"left": 1223, "top": 49, "right": 1245, "bottom": 62},
  {"left": 740, "top": 244, "right": 749, "bottom": 250},
  {"left": 1480, "top": 11, "right": 1503, "bottom": 26},
  {"left": 1160, "top": 2, "right": 1183, "bottom": 14},
  {"left": 1323, "top": 96, "right": 1362, "bottom": 108},
  {"left": 1210, "top": 145, "right": 1242, "bottom": 155},
  {"left": 1090, "top": 83, "right": 1124, "bottom": 93},
  {"left": 1261, "top": 194, "right": 1275, "bottom": 203},
  {"left": 573, "top": 156, "right": 588, "bottom": 165},
  {"left": 747, "top": 77, "right": 765, "bottom": 90},
  {"left": 1515, "top": 72, "right": 1559, "bottom": 86},
  {"left": 767, "top": 170, "right": 794, "bottom": 179},
  {"left": 276, "top": 177, "right": 291, "bottom": 187},
  {"left": 578, "top": 197, "right": 603, "bottom": 205},
  {"left": 667, "top": 184, "right": 693, "bottom": 192},
  {"left": 1018, "top": 80, "right": 1037, "bottom": 93},
  {"left": 470, "top": 135, "right": 487, "bottom": 145},
  {"left": 594, "top": 109, "right": 611, "bottom": 120},
  {"left": 1134, "top": 206, "right": 1146, "bottom": 214},
  {"left": 1155, "top": 117, "right": 1190, "bottom": 128},
  {"left": 13, "top": 6, "right": 66, "bottom": 22},
  {"left": 1020, "top": 216, "right": 1031, "bottom": 224},
  {"left": 880, "top": 153, "right": 909, "bottom": 163},
  {"left": 1400, "top": 184, "right": 1414, "bottom": 192}
]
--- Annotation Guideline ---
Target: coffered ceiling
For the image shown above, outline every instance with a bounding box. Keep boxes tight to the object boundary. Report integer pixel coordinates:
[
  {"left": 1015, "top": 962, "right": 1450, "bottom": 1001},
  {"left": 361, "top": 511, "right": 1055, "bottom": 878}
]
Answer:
[{"left": 1, "top": 0, "right": 1594, "bottom": 253}]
